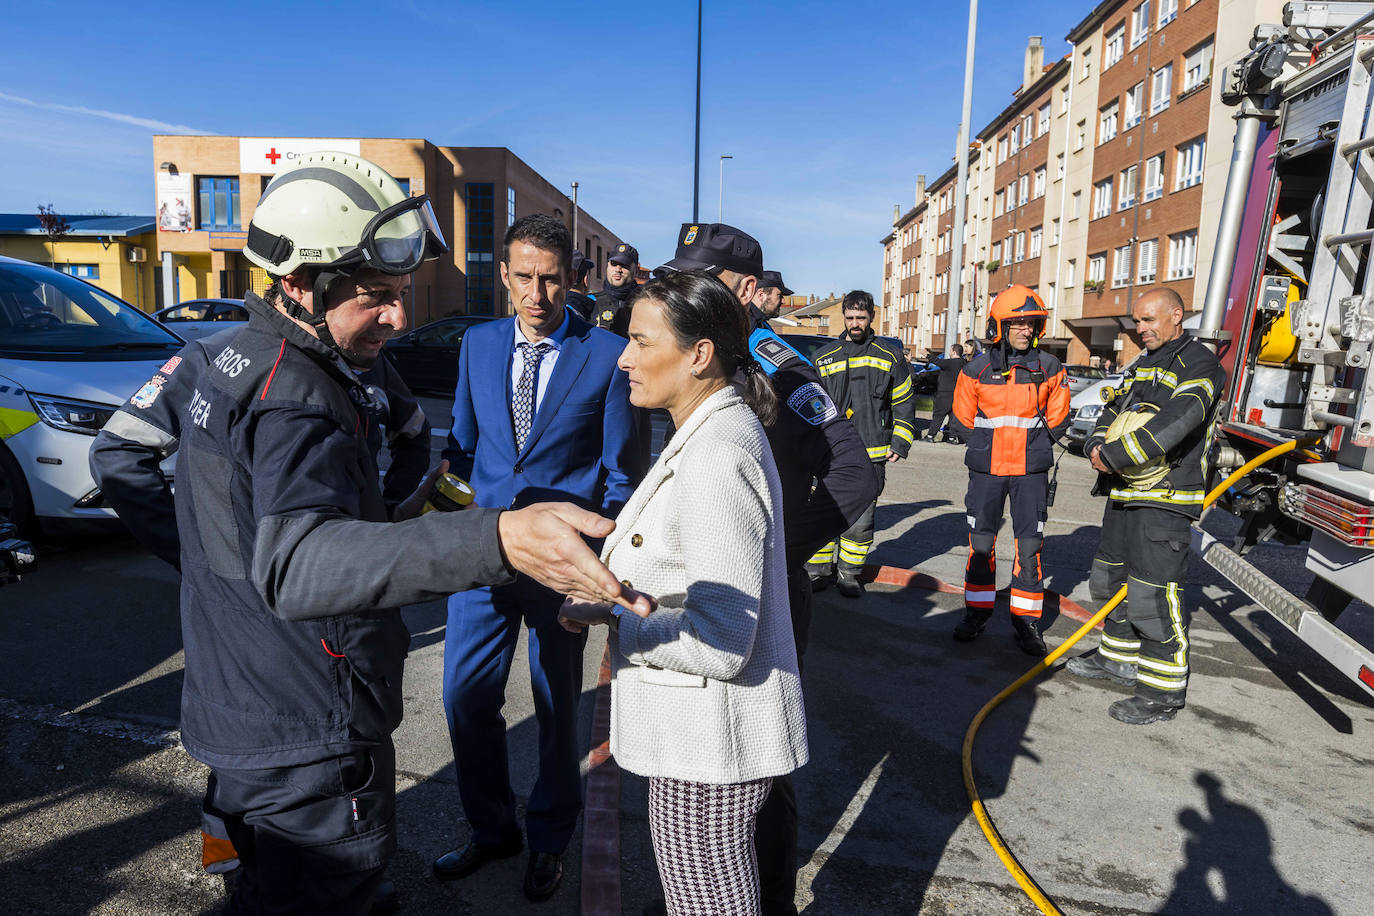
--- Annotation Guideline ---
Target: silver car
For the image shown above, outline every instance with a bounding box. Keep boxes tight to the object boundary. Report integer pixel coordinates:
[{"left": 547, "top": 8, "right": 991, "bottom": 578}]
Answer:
[
  {"left": 153, "top": 297, "right": 248, "bottom": 340},
  {"left": 1065, "top": 374, "right": 1125, "bottom": 450}
]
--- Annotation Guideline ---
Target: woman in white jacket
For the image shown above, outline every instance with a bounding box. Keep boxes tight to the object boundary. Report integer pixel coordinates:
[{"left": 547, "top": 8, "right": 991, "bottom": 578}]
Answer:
[{"left": 560, "top": 270, "right": 807, "bottom": 916}]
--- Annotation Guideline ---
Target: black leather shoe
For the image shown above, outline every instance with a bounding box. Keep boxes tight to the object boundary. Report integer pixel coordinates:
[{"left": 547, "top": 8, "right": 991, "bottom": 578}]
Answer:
[
  {"left": 523, "top": 851, "right": 563, "bottom": 902},
  {"left": 368, "top": 876, "right": 399, "bottom": 915},
  {"left": 836, "top": 573, "right": 864, "bottom": 598},
  {"left": 1011, "top": 616, "right": 1047, "bottom": 657},
  {"left": 1108, "top": 694, "right": 1182, "bottom": 725},
  {"left": 952, "top": 608, "right": 992, "bottom": 641},
  {"left": 1065, "top": 651, "right": 1137, "bottom": 687},
  {"left": 432, "top": 833, "right": 523, "bottom": 881}
]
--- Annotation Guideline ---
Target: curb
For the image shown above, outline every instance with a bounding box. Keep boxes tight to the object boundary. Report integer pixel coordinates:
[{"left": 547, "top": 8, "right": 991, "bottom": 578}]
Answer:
[{"left": 578, "top": 563, "right": 1098, "bottom": 913}]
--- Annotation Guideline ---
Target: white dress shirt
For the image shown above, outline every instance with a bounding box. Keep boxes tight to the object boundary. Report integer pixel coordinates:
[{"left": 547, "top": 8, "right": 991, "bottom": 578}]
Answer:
[{"left": 510, "top": 310, "right": 570, "bottom": 412}]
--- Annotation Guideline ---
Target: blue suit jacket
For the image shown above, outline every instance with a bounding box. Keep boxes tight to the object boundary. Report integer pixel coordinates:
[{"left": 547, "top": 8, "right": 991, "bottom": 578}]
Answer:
[{"left": 443, "top": 311, "right": 636, "bottom": 519}]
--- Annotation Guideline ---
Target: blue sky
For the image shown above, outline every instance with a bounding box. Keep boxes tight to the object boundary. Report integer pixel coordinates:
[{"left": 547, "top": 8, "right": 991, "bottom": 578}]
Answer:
[{"left": 1, "top": 0, "right": 1089, "bottom": 301}]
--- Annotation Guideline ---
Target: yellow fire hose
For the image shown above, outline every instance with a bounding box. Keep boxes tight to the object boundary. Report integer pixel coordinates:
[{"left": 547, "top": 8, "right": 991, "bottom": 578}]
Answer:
[{"left": 961, "top": 435, "right": 1322, "bottom": 914}]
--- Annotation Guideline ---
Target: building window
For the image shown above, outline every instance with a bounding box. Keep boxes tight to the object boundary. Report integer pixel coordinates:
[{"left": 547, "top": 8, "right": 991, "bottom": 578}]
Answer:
[
  {"left": 1076, "top": 119, "right": 1087, "bottom": 151},
  {"left": 1125, "top": 81, "right": 1144, "bottom": 128},
  {"left": 990, "top": 240, "right": 1002, "bottom": 263},
  {"left": 1038, "top": 103, "right": 1051, "bottom": 135},
  {"left": 1066, "top": 258, "right": 1077, "bottom": 286},
  {"left": 1158, "top": 0, "right": 1178, "bottom": 27},
  {"left": 1113, "top": 244, "right": 1133, "bottom": 288},
  {"left": 1099, "top": 101, "right": 1119, "bottom": 144},
  {"left": 1119, "top": 164, "right": 1138, "bottom": 209},
  {"left": 1184, "top": 40, "right": 1214, "bottom": 93},
  {"left": 1015, "top": 232, "right": 1026, "bottom": 262},
  {"left": 394, "top": 179, "right": 411, "bottom": 197},
  {"left": 1060, "top": 85, "right": 1070, "bottom": 113},
  {"left": 1089, "top": 253, "right": 1107, "bottom": 284},
  {"left": 1023, "top": 115, "right": 1034, "bottom": 140},
  {"left": 1169, "top": 230, "right": 1198, "bottom": 278},
  {"left": 1176, "top": 135, "right": 1205, "bottom": 189},
  {"left": 1137, "top": 238, "right": 1158, "bottom": 284},
  {"left": 998, "top": 136, "right": 1008, "bottom": 162},
  {"left": 1131, "top": 0, "right": 1151, "bottom": 49},
  {"left": 1093, "top": 178, "right": 1113, "bottom": 219},
  {"left": 1072, "top": 190, "right": 1082, "bottom": 219},
  {"left": 1105, "top": 25, "right": 1125, "bottom": 68},
  {"left": 1056, "top": 153, "right": 1066, "bottom": 180},
  {"left": 197, "top": 176, "right": 240, "bottom": 231},
  {"left": 507, "top": 186, "right": 516, "bottom": 228},
  {"left": 61, "top": 263, "right": 99, "bottom": 279},
  {"left": 1030, "top": 227, "right": 1043, "bottom": 259},
  {"left": 994, "top": 190, "right": 1005, "bottom": 217},
  {"left": 1143, "top": 154, "right": 1165, "bottom": 201},
  {"left": 1151, "top": 64, "right": 1173, "bottom": 114},
  {"left": 1051, "top": 218, "right": 1061, "bottom": 245},
  {"left": 465, "top": 182, "right": 496, "bottom": 314},
  {"left": 1007, "top": 182, "right": 1018, "bottom": 211},
  {"left": 1019, "top": 175, "right": 1029, "bottom": 206},
  {"left": 1010, "top": 124, "right": 1020, "bottom": 153},
  {"left": 1081, "top": 48, "right": 1093, "bottom": 81},
  {"left": 1034, "top": 167, "right": 1047, "bottom": 199}
]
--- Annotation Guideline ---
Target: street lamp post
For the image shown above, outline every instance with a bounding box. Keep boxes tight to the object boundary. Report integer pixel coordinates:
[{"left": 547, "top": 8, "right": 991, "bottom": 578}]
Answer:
[
  {"left": 570, "top": 181, "right": 579, "bottom": 253},
  {"left": 718, "top": 155, "right": 733, "bottom": 222},
  {"left": 693, "top": 0, "right": 703, "bottom": 221}
]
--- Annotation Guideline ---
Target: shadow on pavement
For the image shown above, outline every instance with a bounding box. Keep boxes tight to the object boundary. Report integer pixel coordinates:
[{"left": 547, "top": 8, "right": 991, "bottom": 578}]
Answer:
[{"left": 1160, "top": 773, "right": 1335, "bottom": 915}]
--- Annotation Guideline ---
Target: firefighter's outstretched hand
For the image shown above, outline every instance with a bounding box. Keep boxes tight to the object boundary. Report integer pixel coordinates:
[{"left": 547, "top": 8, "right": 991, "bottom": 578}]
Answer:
[
  {"left": 498, "top": 503, "right": 656, "bottom": 615},
  {"left": 1089, "top": 445, "right": 1112, "bottom": 474}
]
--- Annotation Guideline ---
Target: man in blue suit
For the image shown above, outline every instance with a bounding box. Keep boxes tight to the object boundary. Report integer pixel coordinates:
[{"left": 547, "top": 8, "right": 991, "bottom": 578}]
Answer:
[{"left": 434, "top": 213, "right": 638, "bottom": 902}]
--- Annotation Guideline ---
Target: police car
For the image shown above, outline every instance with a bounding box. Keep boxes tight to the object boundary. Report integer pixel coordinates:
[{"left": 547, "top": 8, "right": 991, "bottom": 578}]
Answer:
[{"left": 0, "top": 256, "right": 183, "bottom": 536}]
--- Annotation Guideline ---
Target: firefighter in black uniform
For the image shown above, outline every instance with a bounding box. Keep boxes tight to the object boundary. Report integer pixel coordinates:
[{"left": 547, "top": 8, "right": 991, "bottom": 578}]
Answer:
[
  {"left": 656, "top": 222, "right": 876, "bottom": 916},
  {"left": 806, "top": 290, "right": 916, "bottom": 597},
  {"left": 1067, "top": 287, "right": 1224, "bottom": 725},
  {"left": 593, "top": 242, "right": 640, "bottom": 335},
  {"left": 89, "top": 153, "right": 649, "bottom": 915}
]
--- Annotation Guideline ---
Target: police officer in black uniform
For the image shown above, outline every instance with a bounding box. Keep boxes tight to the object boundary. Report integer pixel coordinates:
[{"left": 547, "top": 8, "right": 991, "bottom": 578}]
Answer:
[
  {"left": 657, "top": 222, "right": 877, "bottom": 916},
  {"left": 593, "top": 242, "right": 640, "bottom": 336},
  {"left": 565, "top": 250, "right": 596, "bottom": 322},
  {"left": 89, "top": 153, "right": 650, "bottom": 916}
]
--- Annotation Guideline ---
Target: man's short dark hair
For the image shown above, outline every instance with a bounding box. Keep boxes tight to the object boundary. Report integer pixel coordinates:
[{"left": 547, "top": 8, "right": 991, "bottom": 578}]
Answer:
[
  {"left": 952, "top": 343, "right": 964, "bottom": 357},
  {"left": 842, "top": 290, "right": 875, "bottom": 315},
  {"left": 503, "top": 213, "right": 573, "bottom": 267}
]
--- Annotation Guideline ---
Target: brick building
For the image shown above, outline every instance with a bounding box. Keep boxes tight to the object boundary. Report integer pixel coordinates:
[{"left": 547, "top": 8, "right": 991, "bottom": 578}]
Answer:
[
  {"left": 151, "top": 136, "right": 623, "bottom": 324},
  {"left": 880, "top": 0, "right": 1287, "bottom": 365}
]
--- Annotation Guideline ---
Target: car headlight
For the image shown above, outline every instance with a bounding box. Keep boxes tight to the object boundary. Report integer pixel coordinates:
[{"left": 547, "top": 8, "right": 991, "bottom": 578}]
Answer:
[
  {"left": 1078, "top": 404, "right": 1103, "bottom": 421},
  {"left": 28, "top": 393, "right": 117, "bottom": 436}
]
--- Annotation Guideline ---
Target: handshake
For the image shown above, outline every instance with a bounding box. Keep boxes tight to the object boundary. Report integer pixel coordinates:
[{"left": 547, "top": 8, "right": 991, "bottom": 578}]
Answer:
[{"left": 400, "top": 459, "right": 655, "bottom": 622}]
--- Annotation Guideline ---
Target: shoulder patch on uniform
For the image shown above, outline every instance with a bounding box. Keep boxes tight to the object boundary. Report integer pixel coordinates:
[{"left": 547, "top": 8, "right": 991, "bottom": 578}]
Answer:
[
  {"left": 601, "top": 309, "right": 615, "bottom": 322},
  {"left": 130, "top": 374, "right": 167, "bottom": 409},
  {"left": 749, "top": 327, "right": 807, "bottom": 375},
  {"left": 160, "top": 355, "right": 182, "bottom": 375},
  {"left": 787, "top": 382, "right": 838, "bottom": 426}
]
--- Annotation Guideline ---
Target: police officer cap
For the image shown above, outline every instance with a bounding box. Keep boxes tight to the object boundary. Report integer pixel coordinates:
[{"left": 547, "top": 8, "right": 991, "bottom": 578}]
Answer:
[
  {"left": 608, "top": 243, "right": 639, "bottom": 267},
  {"left": 656, "top": 223, "right": 764, "bottom": 278},
  {"left": 570, "top": 249, "right": 593, "bottom": 281},
  {"left": 759, "top": 270, "right": 793, "bottom": 296}
]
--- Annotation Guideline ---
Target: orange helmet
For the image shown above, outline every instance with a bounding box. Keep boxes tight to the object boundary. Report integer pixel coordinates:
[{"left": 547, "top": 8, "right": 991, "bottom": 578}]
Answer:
[{"left": 986, "top": 284, "right": 1048, "bottom": 344}]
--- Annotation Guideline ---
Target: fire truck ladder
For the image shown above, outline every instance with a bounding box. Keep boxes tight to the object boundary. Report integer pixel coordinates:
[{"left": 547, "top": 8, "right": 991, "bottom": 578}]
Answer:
[{"left": 1298, "top": 35, "right": 1374, "bottom": 444}]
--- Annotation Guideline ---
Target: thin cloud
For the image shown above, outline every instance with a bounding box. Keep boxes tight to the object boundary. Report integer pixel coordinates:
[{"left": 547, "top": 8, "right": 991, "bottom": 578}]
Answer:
[{"left": 0, "top": 91, "right": 211, "bottom": 134}]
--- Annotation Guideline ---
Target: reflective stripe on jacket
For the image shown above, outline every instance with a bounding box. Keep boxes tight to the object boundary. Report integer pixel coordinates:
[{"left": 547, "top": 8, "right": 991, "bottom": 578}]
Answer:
[{"left": 952, "top": 347, "right": 1071, "bottom": 476}]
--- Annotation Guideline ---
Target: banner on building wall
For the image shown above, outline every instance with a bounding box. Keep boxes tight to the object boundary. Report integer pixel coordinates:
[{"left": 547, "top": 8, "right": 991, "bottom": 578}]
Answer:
[
  {"left": 156, "top": 171, "right": 193, "bottom": 232},
  {"left": 239, "top": 138, "right": 363, "bottom": 175}
]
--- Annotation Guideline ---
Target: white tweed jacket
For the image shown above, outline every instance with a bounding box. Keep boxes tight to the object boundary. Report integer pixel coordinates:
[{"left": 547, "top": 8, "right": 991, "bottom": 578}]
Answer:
[{"left": 605, "top": 386, "right": 808, "bottom": 784}]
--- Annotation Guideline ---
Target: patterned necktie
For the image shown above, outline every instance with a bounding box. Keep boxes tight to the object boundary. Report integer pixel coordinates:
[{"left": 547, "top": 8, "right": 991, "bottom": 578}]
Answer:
[{"left": 512, "top": 342, "right": 549, "bottom": 451}]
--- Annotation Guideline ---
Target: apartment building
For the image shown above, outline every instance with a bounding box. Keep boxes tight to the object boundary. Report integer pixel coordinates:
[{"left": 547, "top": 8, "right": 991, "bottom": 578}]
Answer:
[
  {"left": 151, "top": 136, "right": 622, "bottom": 324},
  {"left": 883, "top": 0, "right": 1286, "bottom": 365}
]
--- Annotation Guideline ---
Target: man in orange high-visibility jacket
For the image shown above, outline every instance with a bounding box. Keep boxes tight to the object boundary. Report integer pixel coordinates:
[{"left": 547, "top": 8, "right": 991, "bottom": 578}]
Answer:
[{"left": 951, "top": 285, "right": 1071, "bottom": 656}]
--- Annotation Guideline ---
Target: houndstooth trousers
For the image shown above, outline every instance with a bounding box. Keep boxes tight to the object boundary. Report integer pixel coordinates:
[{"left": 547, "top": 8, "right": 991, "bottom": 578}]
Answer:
[{"left": 648, "top": 775, "right": 773, "bottom": 916}]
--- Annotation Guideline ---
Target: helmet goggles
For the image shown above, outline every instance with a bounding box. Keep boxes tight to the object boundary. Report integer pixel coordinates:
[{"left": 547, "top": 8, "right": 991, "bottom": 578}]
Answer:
[{"left": 353, "top": 194, "right": 449, "bottom": 275}]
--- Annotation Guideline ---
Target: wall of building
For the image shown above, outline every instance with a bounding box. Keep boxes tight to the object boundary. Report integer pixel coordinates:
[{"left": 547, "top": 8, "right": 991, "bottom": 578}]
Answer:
[{"left": 0, "top": 234, "right": 158, "bottom": 311}]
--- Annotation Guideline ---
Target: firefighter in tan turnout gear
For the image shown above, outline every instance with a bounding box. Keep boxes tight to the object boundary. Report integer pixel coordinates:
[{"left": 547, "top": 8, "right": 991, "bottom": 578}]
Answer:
[
  {"left": 1067, "top": 287, "right": 1225, "bottom": 725},
  {"left": 806, "top": 290, "right": 916, "bottom": 598}
]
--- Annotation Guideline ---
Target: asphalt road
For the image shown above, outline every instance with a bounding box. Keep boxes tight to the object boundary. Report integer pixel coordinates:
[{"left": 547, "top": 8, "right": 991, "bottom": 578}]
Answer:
[{"left": 1, "top": 412, "right": 1371, "bottom": 914}]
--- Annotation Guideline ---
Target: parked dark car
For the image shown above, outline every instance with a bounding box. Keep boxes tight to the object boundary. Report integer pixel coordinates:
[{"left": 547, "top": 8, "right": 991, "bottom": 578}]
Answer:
[
  {"left": 383, "top": 314, "right": 496, "bottom": 394},
  {"left": 152, "top": 298, "right": 248, "bottom": 340}
]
